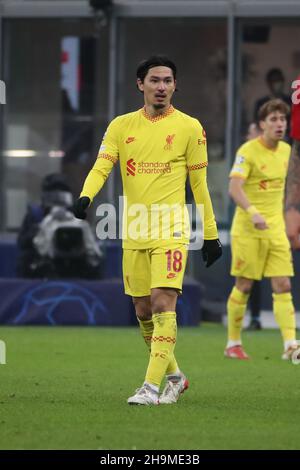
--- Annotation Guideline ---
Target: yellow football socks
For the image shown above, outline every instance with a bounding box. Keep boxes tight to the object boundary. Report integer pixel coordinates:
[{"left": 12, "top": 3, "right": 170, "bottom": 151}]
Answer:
[
  {"left": 227, "top": 286, "right": 249, "bottom": 342},
  {"left": 273, "top": 292, "right": 296, "bottom": 342},
  {"left": 138, "top": 318, "right": 153, "bottom": 352},
  {"left": 138, "top": 317, "right": 179, "bottom": 375},
  {"left": 145, "top": 312, "right": 177, "bottom": 387}
]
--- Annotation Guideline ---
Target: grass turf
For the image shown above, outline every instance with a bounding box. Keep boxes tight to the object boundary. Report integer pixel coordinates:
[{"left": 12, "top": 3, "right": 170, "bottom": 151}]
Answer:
[{"left": 0, "top": 323, "right": 299, "bottom": 450}]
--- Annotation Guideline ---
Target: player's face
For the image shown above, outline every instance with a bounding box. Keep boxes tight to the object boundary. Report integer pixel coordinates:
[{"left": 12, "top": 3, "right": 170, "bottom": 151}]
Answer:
[
  {"left": 260, "top": 111, "right": 287, "bottom": 141},
  {"left": 137, "top": 66, "right": 176, "bottom": 109}
]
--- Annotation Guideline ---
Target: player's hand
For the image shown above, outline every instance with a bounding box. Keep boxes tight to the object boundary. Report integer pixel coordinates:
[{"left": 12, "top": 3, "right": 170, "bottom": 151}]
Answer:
[
  {"left": 251, "top": 213, "right": 269, "bottom": 230},
  {"left": 73, "top": 196, "right": 90, "bottom": 220},
  {"left": 285, "top": 207, "right": 300, "bottom": 249},
  {"left": 201, "top": 239, "right": 222, "bottom": 268},
  {"left": 290, "top": 79, "right": 300, "bottom": 140}
]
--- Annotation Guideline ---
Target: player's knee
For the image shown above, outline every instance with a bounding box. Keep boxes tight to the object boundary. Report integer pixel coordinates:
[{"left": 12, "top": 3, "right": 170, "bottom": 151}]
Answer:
[
  {"left": 151, "top": 296, "right": 176, "bottom": 313},
  {"left": 235, "top": 278, "right": 253, "bottom": 294},
  {"left": 132, "top": 298, "right": 152, "bottom": 320},
  {"left": 151, "top": 288, "right": 178, "bottom": 313},
  {"left": 272, "top": 277, "right": 291, "bottom": 293},
  {"left": 136, "top": 310, "right": 152, "bottom": 321},
  {"left": 151, "top": 300, "right": 169, "bottom": 313}
]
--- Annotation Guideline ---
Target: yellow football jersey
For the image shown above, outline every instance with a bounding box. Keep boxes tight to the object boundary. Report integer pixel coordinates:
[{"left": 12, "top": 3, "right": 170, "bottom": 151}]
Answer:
[
  {"left": 230, "top": 137, "right": 291, "bottom": 238},
  {"left": 81, "top": 105, "right": 218, "bottom": 248}
]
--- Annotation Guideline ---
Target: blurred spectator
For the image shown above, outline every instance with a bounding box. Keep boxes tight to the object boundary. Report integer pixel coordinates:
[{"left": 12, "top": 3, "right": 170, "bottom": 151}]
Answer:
[
  {"left": 17, "top": 173, "right": 102, "bottom": 279},
  {"left": 246, "top": 122, "right": 260, "bottom": 141},
  {"left": 253, "top": 68, "right": 291, "bottom": 123}
]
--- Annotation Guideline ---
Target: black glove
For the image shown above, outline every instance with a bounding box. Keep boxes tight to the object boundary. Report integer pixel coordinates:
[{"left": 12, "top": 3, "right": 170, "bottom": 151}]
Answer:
[
  {"left": 201, "top": 239, "right": 222, "bottom": 268},
  {"left": 73, "top": 196, "right": 90, "bottom": 220}
]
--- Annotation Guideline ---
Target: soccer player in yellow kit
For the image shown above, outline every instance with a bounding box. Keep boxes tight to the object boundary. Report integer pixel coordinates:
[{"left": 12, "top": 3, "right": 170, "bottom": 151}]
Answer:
[
  {"left": 74, "top": 56, "right": 222, "bottom": 405},
  {"left": 225, "top": 99, "right": 300, "bottom": 361}
]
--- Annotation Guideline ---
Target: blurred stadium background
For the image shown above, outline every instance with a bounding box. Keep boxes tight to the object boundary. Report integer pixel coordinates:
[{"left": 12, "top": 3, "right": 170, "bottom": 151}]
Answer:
[{"left": 0, "top": 0, "right": 300, "bottom": 451}]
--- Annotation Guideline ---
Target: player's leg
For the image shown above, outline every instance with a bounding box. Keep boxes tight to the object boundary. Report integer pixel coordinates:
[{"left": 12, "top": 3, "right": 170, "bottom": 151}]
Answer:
[
  {"left": 128, "top": 300, "right": 161, "bottom": 404},
  {"left": 147, "top": 245, "right": 189, "bottom": 404},
  {"left": 132, "top": 295, "right": 153, "bottom": 351},
  {"left": 225, "top": 276, "right": 253, "bottom": 359},
  {"left": 147, "top": 287, "right": 188, "bottom": 404},
  {"left": 133, "top": 293, "right": 180, "bottom": 369},
  {"left": 123, "top": 249, "right": 152, "bottom": 347},
  {"left": 225, "top": 237, "right": 264, "bottom": 359},
  {"left": 132, "top": 293, "right": 180, "bottom": 372},
  {"left": 265, "top": 236, "right": 299, "bottom": 360},
  {"left": 145, "top": 287, "right": 178, "bottom": 386},
  {"left": 123, "top": 249, "right": 159, "bottom": 405},
  {"left": 247, "top": 281, "right": 262, "bottom": 330},
  {"left": 127, "top": 287, "right": 179, "bottom": 405},
  {"left": 125, "top": 250, "right": 182, "bottom": 404},
  {"left": 271, "top": 277, "right": 299, "bottom": 360}
]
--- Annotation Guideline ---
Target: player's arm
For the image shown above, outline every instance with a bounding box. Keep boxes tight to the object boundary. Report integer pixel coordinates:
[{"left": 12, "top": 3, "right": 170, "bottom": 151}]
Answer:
[
  {"left": 187, "top": 121, "right": 222, "bottom": 267},
  {"left": 74, "top": 120, "right": 119, "bottom": 219},
  {"left": 229, "top": 177, "right": 268, "bottom": 230},
  {"left": 229, "top": 148, "right": 269, "bottom": 230},
  {"left": 285, "top": 91, "right": 300, "bottom": 249},
  {"left": 189, "top": 167, "right": 218, "bottom": 239}
]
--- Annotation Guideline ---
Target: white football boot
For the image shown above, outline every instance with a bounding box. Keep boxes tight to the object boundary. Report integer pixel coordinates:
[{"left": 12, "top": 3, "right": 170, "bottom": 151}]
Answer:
[
  {"left": 159, "top": 374, "right": 189, "bottom": 405},
  {"left": 127, "top": 384, "right": 159, "bottom": 406},
  {"left": 282, "top": 343, "right": 300, "bottom": 362}
]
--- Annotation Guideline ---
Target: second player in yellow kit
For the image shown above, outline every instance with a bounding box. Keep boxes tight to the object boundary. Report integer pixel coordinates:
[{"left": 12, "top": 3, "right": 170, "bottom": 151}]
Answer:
[
  {"left": 225, "top": 99, "right": 300, "bottom": 361},
  {"left": 230, "top": 135, "right": 293, "bottom": 280},
  {"left": 74, "top": 56, "right": 222, "bottom": 405}
]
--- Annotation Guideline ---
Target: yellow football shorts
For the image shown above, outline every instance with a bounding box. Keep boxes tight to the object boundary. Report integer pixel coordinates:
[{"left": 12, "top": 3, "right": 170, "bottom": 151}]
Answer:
[
  {"left": 123, "top": 245, "right": 188, "bottom": 297},
  {"left": 231, "top": 235, "right": 294, "bottom": 280}
]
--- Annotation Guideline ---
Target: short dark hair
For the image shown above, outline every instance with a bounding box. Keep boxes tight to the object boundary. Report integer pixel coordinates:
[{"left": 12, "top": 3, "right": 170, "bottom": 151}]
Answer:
[
  {"left": 266, "top": 68, "right": 284, "bottom": 83},
  {"left": 136, "top": 55, "right": 177, "bottom": 83},
  {"left": 258, "top": 98, "right": 290, "bottom": 121}
]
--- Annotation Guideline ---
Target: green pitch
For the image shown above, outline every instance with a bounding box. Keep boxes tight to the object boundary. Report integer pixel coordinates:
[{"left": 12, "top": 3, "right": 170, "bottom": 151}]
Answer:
[{"left": 0, "top": 324, "right": 299, "bottom": 450}]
